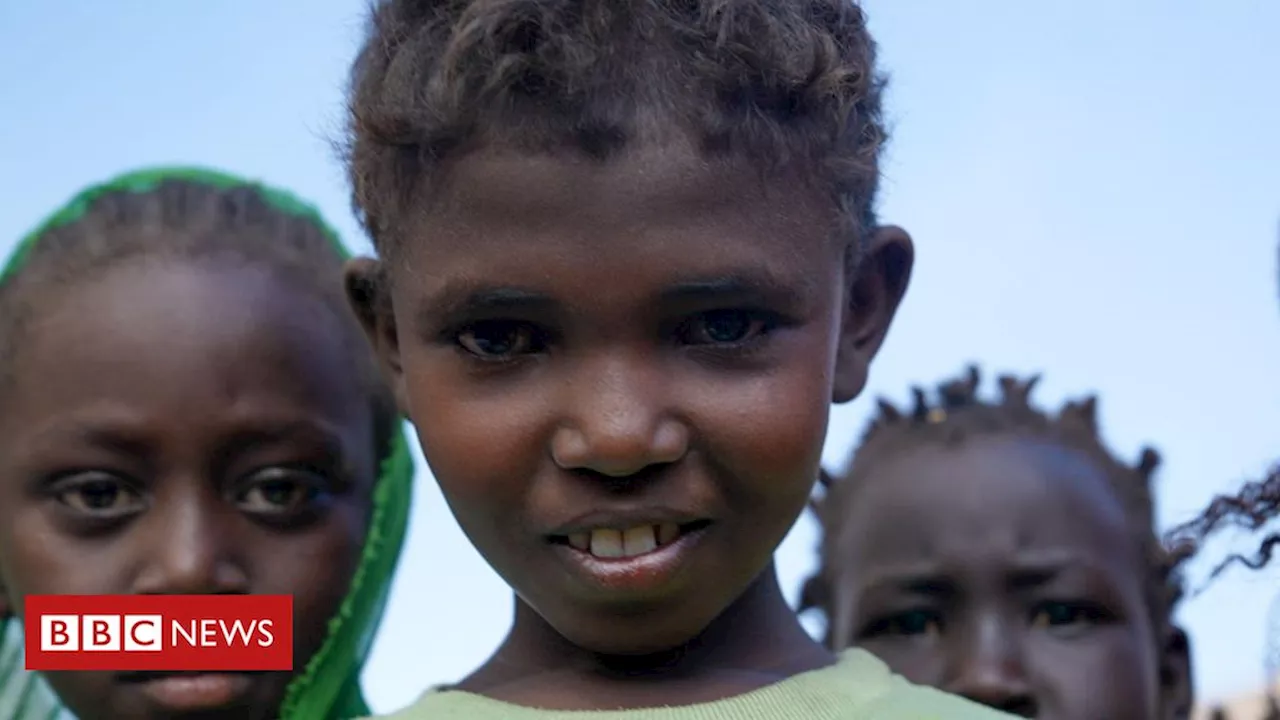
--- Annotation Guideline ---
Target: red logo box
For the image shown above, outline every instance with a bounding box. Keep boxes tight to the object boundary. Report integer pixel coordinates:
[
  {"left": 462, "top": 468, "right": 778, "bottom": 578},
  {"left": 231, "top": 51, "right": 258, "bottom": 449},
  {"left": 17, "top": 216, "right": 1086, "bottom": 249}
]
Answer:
[{"left": 24, "top": 595, "right": 292, "bottom": 672}]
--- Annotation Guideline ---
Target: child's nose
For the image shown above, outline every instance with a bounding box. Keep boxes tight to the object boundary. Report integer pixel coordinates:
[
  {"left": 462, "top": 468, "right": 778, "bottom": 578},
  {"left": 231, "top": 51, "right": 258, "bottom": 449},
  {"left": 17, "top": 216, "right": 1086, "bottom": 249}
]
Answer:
[
  {"left": 130, "top": 498, "right": 250, "bottom": 596},
  {"left": 550, "top": 355, "right": 689, "bottom": 477},
  {"left": 943, "top": 615, "right": 1039, "bottom": 717}
]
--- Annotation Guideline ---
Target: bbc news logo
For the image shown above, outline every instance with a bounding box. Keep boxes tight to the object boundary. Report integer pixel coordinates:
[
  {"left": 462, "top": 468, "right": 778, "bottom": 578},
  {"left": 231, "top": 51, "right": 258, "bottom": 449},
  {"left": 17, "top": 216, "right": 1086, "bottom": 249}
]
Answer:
[
  {"left": 25, "top": 595, "right": 292, "bottom": 672},
  {"left": 41, "top": 613, "right": 274, "bottom": 652}
]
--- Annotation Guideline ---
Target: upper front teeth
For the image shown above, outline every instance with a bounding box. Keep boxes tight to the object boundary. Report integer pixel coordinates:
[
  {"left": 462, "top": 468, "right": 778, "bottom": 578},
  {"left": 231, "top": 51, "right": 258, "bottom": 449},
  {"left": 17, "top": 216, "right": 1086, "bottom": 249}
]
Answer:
[
  {"left": 567, "top": 523, "right": 681, "bottom": 558},
  {"left": 623, "top": 526, "right": 656, "bottom": 556}
]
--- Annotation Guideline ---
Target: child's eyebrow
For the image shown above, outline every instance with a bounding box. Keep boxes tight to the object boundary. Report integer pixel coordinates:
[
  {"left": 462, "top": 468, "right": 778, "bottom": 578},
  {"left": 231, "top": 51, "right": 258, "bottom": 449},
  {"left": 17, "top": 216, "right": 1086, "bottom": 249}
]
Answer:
[
  {"left": 417, "top": 284, "right": 561, "bottom": 331},
  {"left": 856, "top": 563, "right": 955, "bottom": 597},
  {"left": 854, "top": 551, "right": 1122, "bottom": 595},
  {"left": 27, "top": 420, "right": 151, "bottom": 457},
  {"left": 217, "top": 419, "right": 349, "bottom": 458},
  {"left": 23, "top": 416, "right": 351, "bottom": 466},
  {"left": 1004, "top": 552, "right": 1121, "bottom": 590},
  {"left": 658, "top": 271, "right": 812, "bottom": 308},
  {"left": 419, "top": 270, "right": 812, "bottom": 329}
]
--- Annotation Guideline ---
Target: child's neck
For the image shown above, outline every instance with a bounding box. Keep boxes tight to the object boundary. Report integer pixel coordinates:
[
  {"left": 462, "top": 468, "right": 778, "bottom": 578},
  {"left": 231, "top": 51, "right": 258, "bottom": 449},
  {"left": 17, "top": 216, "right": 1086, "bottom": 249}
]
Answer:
[{"left": 460, "top": 563, "right": 834, "bottom": 710}]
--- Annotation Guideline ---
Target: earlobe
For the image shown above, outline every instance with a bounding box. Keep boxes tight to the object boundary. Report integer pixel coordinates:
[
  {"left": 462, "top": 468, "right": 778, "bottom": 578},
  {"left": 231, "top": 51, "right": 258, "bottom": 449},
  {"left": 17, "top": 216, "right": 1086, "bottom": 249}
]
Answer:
[
  {"left": 1160, "top": 625, "right": 1194, "bottom": 720},
  {"left": 832, "top": 225, "right": 914, "bottom": 404},
  {"left": 343, "top": 257, "right": 411, "bottom": 417}
]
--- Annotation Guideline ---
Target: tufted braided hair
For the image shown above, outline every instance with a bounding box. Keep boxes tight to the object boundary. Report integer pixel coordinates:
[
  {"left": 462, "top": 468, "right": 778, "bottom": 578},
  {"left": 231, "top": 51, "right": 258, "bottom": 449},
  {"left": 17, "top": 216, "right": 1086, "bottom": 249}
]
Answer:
[{"left": 802, "top": 365, "right": 1188, "bottom": 649}]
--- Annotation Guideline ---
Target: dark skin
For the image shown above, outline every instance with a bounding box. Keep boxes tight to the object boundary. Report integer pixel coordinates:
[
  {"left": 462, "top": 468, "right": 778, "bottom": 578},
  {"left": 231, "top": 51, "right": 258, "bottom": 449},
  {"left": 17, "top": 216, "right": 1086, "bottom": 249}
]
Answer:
[
  {"left": 0, "top": 260, "right": 377, "bottom": 720},
  {"left": 347, "top": 137, "right": 913, "bottom": 710},
  {"left": 830, "top": 435, "right": 1193, "bottom": 720}
]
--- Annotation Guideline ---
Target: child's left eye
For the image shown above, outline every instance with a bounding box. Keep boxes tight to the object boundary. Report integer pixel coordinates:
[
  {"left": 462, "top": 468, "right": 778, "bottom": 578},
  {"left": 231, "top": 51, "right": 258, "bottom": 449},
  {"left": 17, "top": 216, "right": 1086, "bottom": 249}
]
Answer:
[
  {"left": 235, "top": 469, "right": 327, "bottom": 516},
  {"left": 679, "top": 309, "right": 773, "bottom": 346},
  {"left": 1030, "top": 600, "right": 1111, "bottom": 630}
]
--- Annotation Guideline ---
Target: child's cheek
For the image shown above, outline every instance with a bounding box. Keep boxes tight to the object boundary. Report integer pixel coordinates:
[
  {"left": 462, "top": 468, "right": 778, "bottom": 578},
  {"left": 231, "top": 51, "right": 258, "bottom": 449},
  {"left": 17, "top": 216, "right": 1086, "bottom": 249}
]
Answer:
[
  {"left": 405, "top": 363, "right": 549, "bottom": 507},
  {"left": 695, "top": 331, "right": 834, "bottom": 491}
]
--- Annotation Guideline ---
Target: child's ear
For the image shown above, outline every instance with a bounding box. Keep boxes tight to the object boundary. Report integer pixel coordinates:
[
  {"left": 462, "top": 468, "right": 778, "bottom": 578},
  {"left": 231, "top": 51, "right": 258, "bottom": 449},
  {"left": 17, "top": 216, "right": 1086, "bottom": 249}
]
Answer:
[
  {"left": 1159, "top": 625, "right": 1194, "bottom": 720},
  {"left": 832, "top": 225, "right": 913, "bottom": 403},
  {"left": 344, "top": 257, "right": 411, "bottom": 419}
]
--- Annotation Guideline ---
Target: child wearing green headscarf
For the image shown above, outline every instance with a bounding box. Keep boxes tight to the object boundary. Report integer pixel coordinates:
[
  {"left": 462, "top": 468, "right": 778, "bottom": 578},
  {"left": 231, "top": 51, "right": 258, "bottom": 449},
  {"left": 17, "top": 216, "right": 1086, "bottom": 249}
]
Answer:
[{"left": 0, "top": 167, "right": 414, "bottom": 720}]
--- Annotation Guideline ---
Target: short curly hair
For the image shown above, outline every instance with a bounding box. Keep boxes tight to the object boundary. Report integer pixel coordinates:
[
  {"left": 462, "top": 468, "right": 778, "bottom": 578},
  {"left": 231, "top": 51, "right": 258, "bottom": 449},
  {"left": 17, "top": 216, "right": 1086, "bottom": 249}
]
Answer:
[
  {"left": 803, "top": 366, "right": 1188, "bottom": 649},
  {"left": 345, "top": 0, "right": 888, "bottom": 263}
]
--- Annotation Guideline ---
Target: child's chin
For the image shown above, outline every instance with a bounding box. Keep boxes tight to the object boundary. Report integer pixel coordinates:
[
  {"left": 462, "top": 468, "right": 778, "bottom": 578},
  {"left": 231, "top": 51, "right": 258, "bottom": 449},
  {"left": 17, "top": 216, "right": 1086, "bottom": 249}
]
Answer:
[
  {"left": 540, "top": 597, "right": 726, "bottom": 659},
  {"left": 562, "top": 625, "right": 701, "bottom": 658}
]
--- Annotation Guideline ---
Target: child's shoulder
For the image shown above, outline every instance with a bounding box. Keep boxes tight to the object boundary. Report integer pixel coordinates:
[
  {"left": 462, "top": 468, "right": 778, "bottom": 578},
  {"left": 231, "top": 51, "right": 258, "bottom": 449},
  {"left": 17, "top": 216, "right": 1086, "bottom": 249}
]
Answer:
[
  {"left": 794, "top": 648, "right": 1014, "bottom": 719},
  {"left": 359, "top": 650, "right": 1013, "bottom": 720},
  {"left": 1, "top": 619, "right": 72, "bottom": 720}
]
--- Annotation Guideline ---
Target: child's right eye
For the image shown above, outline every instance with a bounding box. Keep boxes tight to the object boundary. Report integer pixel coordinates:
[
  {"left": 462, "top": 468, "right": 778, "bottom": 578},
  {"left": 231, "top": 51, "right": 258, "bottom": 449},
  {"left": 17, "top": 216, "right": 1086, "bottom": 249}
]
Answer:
[
  {"left": 1029, "top": 600, "right": 1114, "bottom": 632},
  {"left": 50, "top": 473, "right": 145, "bottom": 520},
  {"left": 860, "top": 609, "right": 944, "bottom": 639},
  {"left": 456, "top": 320, "right": 546, "bottom": 360}
]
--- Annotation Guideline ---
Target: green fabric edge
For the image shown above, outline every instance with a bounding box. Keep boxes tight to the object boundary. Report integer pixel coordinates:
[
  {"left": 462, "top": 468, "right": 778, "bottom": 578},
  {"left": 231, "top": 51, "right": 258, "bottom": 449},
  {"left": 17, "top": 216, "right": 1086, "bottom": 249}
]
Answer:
[
  {"left": 279, "top": 431, "right": 414, "bottom": 720},
  {"left": 0, "top": 166, "right": 415, "bottom": 720},
  {"left": 0, "top": 166, "right": 350, "bottom": 286}
]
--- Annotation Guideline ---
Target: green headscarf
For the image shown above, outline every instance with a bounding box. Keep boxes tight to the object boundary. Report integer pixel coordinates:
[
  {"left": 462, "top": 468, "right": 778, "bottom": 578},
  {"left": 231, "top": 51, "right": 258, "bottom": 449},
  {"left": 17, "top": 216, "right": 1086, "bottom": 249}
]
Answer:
[{"left": 0, "top": 167, "right": 415, "bottom": 720}]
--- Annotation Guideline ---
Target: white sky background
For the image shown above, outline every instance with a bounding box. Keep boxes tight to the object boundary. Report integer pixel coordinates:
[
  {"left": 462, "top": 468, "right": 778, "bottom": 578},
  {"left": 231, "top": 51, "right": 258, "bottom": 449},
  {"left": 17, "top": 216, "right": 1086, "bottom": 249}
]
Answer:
[{"left": 0, "top": 0, "right": 1276, "bottom": 711}]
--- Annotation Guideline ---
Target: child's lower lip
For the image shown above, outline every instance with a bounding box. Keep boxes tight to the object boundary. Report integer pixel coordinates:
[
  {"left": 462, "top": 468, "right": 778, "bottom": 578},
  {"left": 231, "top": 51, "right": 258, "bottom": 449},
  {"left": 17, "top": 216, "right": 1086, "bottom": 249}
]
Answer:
[
  {"left": 132, "top": 672, "right": 255, "bottom": 711},
  {"left": 552, "top": 524, "right": 708, "bottom": 595}
]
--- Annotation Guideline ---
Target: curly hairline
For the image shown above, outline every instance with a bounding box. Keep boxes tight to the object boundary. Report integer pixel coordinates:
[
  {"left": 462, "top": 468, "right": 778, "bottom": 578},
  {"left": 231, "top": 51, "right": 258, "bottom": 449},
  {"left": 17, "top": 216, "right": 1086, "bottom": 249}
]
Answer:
[{"left": 345, "top": 0, "right": 888, "bottom": 263}]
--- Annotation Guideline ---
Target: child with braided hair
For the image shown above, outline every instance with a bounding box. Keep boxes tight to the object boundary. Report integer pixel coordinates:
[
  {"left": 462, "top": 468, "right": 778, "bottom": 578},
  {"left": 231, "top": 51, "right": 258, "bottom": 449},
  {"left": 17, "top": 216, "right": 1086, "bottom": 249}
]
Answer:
[
  {"left": 802, "top": 366, "right": 1194, "bottom": 720},
  {"left": 0, "top": 167, "right": 415, "bottom": 720}
]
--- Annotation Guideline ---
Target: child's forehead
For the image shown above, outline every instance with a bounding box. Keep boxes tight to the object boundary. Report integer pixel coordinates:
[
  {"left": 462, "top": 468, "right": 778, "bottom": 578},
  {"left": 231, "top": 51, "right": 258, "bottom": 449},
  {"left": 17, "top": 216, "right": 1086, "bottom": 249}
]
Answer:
[
  {"left": 1, "top": 260, "right": 371, "bottom": 457},
  {"left": 838, "top": 435, "right": 1133, "bottom": 555},
  {"left": 416, "top": 138, "right": 838, "bottom": 242},
  {"left": 871, "top": 435, "right": 1121, "bottom": 504},
  {"left": 12, "top": 260, "right": 352, "bottom": 395},
  {"left": 33, "top": 258, "right": 312, "bottom": 331},
  {"left": 390, "top": 142, "right": 844, "bottom": 308}
]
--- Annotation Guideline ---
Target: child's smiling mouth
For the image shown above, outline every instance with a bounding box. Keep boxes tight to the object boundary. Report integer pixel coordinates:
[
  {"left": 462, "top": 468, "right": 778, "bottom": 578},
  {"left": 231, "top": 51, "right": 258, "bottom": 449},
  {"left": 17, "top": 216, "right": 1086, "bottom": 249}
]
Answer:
[
  {"left": 117, "top": 670, "right": 261, "bottom": 712},
  {"left": 546, "top": 513, "right": 713, "bottom": 594}
]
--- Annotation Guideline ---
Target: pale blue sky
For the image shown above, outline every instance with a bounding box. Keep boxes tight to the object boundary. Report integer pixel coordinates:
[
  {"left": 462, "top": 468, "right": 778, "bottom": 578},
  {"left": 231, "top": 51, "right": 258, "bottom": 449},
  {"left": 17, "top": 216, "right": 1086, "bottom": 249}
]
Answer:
[{"left": 1, "top": 0, "right": 1276, "bottom": 711}]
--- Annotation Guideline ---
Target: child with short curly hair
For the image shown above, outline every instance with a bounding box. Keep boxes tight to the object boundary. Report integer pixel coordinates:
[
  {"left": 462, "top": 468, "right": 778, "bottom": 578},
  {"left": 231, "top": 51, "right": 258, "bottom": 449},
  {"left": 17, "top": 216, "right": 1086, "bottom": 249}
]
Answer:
[{"left": 340, "top": 1, "right": 1011, "bottom": 718}]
